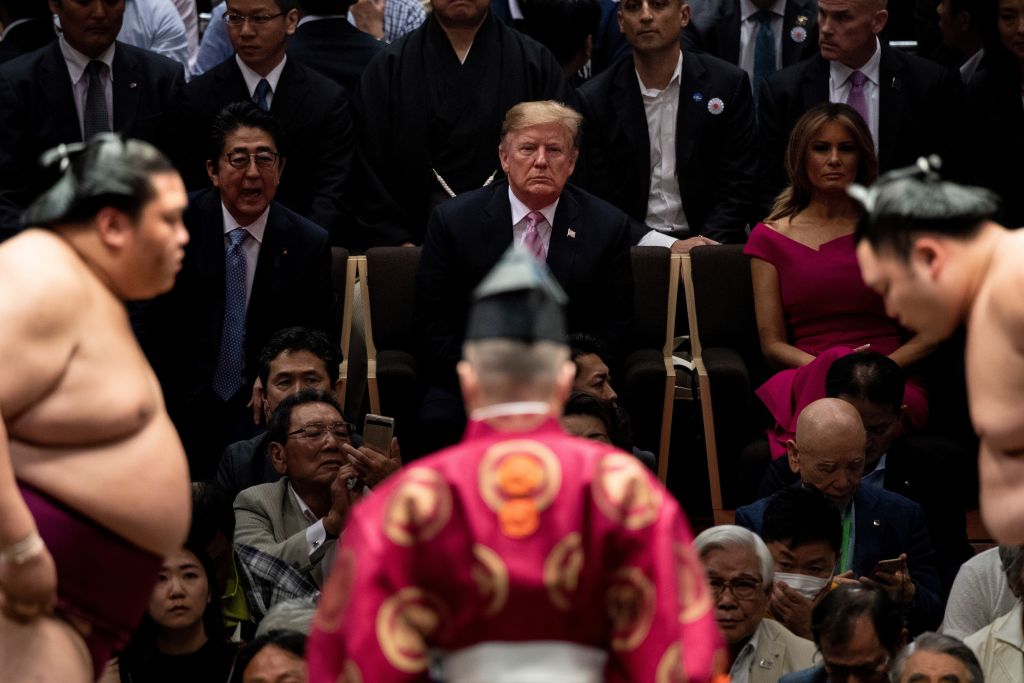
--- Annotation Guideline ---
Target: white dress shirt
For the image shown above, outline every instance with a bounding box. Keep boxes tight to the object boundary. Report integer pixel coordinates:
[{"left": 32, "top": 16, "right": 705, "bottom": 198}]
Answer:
[
  {"left": 637, "top": 51, "right": 689, "bottom": 248},
  {"left": 236, "top": 53, "right": 287, "bottom": 109},
  {"left": 728, "top": 619, "right": 764, "bottom": 683},
  {"left": 738, "top": 0, "right": 785, "bottom": 81},
  {"left": 290, "top": 484, "right": 330, "bottom": 558},
  {"left": 509, "top": 187, "right": 557, "bottom": 259},
  {"left": 118, "top": 0, "right": 190, "bottom": 71},
  {"left": 220, "top": 202, "right": 269, "bottom": 311},
  {"left": 829, "top": 38, "right": 881, "bottom": 152},
  {"left": 58, "top": 35, "right": 115, "bottom": 139}
]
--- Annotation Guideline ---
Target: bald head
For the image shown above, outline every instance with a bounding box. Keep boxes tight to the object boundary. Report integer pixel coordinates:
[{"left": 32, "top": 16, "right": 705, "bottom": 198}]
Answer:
[{"left": 788, "top": 399, "right": 867, "bottom": 507}]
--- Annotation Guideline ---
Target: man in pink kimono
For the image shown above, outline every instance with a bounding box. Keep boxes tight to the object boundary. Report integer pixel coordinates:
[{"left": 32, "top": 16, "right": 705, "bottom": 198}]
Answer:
[{"left": 307, "top": 247, "right": 725, "bottom": 682}]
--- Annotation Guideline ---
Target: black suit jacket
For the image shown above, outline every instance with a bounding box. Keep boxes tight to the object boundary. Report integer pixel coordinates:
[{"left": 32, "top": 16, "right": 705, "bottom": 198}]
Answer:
[
  {"left": 414, "top": 180, "right": 633, "bottom": 387},
  {"left": 144, "top": 188, "right": 338, "bottom": 409},
  {"left": 755, "top": 46, "right": 961, "bottom": 217},
  {"left": 683, "top": 0, "right": 818, "bottom": 70},
  {"left": 0, "top": 18, "right": 55, "bottom": 64},
  {"left": 175, "top": 56, "right": 354, "bottom": 243},
  {"left": 575, "top": 51, "right": 756, "bottom": 244},
  {"left": 286, "top": 18, "right": 382, "bottom": 97},
  {"left": 0, "top": 40, "right": 184, "bottom": 234}
]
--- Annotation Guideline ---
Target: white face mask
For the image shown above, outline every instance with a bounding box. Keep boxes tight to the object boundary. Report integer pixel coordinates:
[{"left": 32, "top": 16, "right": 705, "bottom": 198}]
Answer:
[{"left": 774, "top": 572, "right": 831, "bottom": 600}]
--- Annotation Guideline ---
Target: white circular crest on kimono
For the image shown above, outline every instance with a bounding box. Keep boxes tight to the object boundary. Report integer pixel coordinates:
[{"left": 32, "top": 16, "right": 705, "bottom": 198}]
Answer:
[
  {"left": 707, "top": 98, "right": 725, "bottom": 115},
  {"left": 790, "top": 26, "right": 808, "bottom": 43}
]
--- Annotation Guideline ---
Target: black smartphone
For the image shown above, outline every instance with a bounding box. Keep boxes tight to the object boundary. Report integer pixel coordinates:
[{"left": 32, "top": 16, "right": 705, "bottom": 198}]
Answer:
[{"left": 362, "top": 414, "right": 395, "bottom": 455}]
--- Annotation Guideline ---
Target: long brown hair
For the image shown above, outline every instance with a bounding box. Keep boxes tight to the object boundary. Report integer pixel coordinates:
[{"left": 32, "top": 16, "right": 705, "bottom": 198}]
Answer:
[{"left": 767, "top": 103, "right": 878, "bottom": 221}]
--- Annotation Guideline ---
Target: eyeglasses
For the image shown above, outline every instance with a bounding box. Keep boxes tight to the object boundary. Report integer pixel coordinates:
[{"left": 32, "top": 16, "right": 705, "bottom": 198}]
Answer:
[
  {"left": 223, "top": 12, "right": 286, "bottom": 26},
  {"left": 224, "top": 151, "right": 282, "bottom": 170},
  {"left": 287, "top": 421, "right": 353, "bottom": 440},
  {"left": 823, "top": 653, "right": 890, "bottom": 682},
  {"left": 708, "top": 577, "right": 763, "bottom": 601}
]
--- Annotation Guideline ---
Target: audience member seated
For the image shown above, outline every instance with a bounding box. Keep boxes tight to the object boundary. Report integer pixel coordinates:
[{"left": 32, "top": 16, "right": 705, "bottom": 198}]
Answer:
[
  {"left": 234, "top": 391, "right": 382, "bottom": 589},
  {"left": 695, "top": 525, "right": 817, "bottom": 682},
  {"left": 569, "top": 332, "right": 656, "bottom": 469},
  {"left": 174, "top": 0, "right": 354, "bottom": 243},
  {"left": 575, "top": 0, "right": 756, "bottom": 250},
  {"left": 736, "top": 399, "right": 944, "bottom": 634},
  {"left": 760, "top": 486, "right": 842, "bottom": 639},
  {"left": 960, "top": 0, "right": 1024, "bottom": 228},
  {"left": 348, "top": 0, "right": 427, "bottom": 43},
  {"left": 755, "top": 0, "right": 961, "bottom": 217},
  {"left": 517, "top": 0, "right": 601, "bottom": 84},
  {"left": 964, "top": 545, "right": 1024, "bottom": 680},
  {"left": 942, "top": 546, "right": 1017, "bottom": 640},
  {"left": 117, "top": 0, "right": 191, "bottom": 70},
  {"left": 0, "top": 0, "right": 54, "bottom": 63},
  {"left": 761, "top": 352, "right": 971, "bottom": 595},
  {"left": 682, "top": 0, "right": 819, "bottom": 96},
  {"left": 192, "top": 2, "right": 231, "bottom": 76},
  {"left": 745, "top": 103, "right": 930, "bottom": 460},
  {"left": 140, "top": 103, "right": 338, "bottom": 478},
  {"left": 412, "top": 100, "right": 632, "bottom": 456},
  {"left": 779, "top": 585, "right": 905, "bottom": 683},
  {"left": 218, "top": 327, "right": 343, "bottom": 498},
  {"left": 352, "top": 0, "right": 569, "bottom": 248},
  {"left": 233, "top": 630, "right": 309, "bottom": 683},
  {"left": 286, "top": 0, "right": 384, "bottom": 96},
  {"left": 108, "top": 544, "right": 239, "bottom": 683},
  {"left": 935, "top": 0, "right": 988, "bottom": 82},
  {"left": 0, "top": 0, "right": 184, "bottom": 236},
  {"left": 890, "top": 631, "right": 983, "bottom": 683},
  {"left": 562, "top": 391, "right": 626, "bottom": 446},
  {"left": 255, "top": 598, "right": 317, "bottom": 637}
]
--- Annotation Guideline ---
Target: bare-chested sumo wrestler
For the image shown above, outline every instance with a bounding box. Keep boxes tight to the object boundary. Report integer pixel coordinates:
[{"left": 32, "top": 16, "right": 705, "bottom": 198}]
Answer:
[
  {"left": 0, "top": 135, "right": 191, "bottom": 683},
  {"left": 853, "top": 158, "right": 1024, "bottom": 545}
]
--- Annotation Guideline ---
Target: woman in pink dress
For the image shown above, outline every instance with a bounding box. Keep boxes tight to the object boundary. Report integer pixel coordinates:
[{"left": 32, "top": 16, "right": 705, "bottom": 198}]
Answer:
[{"left": 744, "top": 103, "right": 932, "bottom": 459}]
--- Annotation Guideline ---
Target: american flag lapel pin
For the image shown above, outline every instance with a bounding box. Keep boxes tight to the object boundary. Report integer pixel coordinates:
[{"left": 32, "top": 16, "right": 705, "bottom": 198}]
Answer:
[{"left": 567, "top": 228, "right": 576, "bottom": 239}]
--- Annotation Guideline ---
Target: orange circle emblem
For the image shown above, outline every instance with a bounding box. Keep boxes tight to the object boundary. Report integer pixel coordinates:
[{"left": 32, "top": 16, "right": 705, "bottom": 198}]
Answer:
[
  {"left": 382, "top": 468, "right": 453, "bottom": 547},
  {"left": 593, "top": 453, "right": 663, "bottom": 530},
  {"left": 479, "top": 440, "right": 561, "bottom": 538},
  {"left": 608, "top": 567, "right": 656, "bottom": 652},
  {"left": 375, "top": 587, "right": 449, "bottom": 674}
]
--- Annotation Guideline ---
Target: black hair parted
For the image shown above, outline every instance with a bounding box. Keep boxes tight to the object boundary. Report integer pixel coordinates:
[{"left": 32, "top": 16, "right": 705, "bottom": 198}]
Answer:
[
  {"left": 258, "top": 326, "right": 340, "bottom": 388},
  {"left": 266, "top": 389, "right": 343, "bottom": 446},
  {"left": 825, "top": 351, "right": 904, "bottom": 412},
  {"left": 762, "top": 485, "right": 842, "bottom": 553},
  {"left": 232, "top": 630, "right": 307, "bottom": 683},
  {"left": 208, "top": 101, "right": 289, "bottom": 168}
]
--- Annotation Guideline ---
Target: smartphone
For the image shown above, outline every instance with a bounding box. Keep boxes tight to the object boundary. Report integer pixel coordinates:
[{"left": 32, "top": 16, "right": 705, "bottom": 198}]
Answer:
[
  {"left": 871, "top": 557, "right": 906, "bottom": 577},
  {"left": 362, "top": 414, "right": 395, "bottom": 455}
]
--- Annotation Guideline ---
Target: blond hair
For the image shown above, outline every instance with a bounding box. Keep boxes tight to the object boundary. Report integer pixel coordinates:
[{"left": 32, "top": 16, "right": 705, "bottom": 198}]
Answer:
[{"left": 500, "top": 100, "right": 583, "bottom": 149}]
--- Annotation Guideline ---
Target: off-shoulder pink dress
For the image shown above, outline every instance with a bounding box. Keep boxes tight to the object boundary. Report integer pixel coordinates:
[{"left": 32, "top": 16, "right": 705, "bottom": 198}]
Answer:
[{"left": 744, "top": 223, "right": 927, "bottom": 458}]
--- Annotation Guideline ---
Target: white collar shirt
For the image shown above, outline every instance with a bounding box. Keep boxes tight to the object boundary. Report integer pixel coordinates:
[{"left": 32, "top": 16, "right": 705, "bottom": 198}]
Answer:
[
  {"left": 509, "top": 187, "right": 557, "bottom": 259},
  {"left": 220, "top": 202, "right": 269, "bottom": 311},
  {"left": 728, "top": 618, "right": 765, "bottom": 683},
  {"left": 59, "top": 35, "right": 116, "bottom": 139},
  {"left": 637, "top": 51, "right": 689, "bottom": 243},
  {"left": 738, "top": 0, "right": 786, "bottom": 80},
  {"left": 829, "top": 38, "right": 882, "bottom": 152},
  {"left": 236, "top": 53, "right": 287, "bottom": 109}
]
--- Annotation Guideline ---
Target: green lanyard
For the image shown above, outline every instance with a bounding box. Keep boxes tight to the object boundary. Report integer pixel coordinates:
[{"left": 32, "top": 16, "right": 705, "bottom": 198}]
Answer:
[{"left": 839, "top": 507, "right": 853, "bottom": 573}]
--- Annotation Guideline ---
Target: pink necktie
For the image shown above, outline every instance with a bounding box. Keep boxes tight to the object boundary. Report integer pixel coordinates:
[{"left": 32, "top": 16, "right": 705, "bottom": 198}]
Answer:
[
  {"left": 845, "top": 70, "right": 869, "bottom": 128},
  {"left": 523, "top": 210, "right": 546, "bottom": 261}
]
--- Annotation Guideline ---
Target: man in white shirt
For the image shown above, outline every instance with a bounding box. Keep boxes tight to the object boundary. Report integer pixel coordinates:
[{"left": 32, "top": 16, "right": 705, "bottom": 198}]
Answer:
[
  {"left": 576, "top": 0, "right": 758, "bottom": 249},
  {"left": 117, "top": 0, "right": 190, "bottom": 71},
  {"left": 755, "top": 0, "right": 961, "bottom": 218}
]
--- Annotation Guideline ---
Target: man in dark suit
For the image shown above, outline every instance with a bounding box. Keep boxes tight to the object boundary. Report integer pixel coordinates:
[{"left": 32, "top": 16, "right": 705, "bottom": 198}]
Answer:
[
  {"left": 141, "top": 103, "right": 337, "bottom": 479},
  {"left": 575, "top": 0, "right": 756, "bottom": 250},
  {"left": 0, "top": 0, "right": 183, "bottom": 237},
  {"left": 736, "top": 398, "right": 944, "bottom": 635},
  {"left": 0, "top": 1, "right": 54, "bottom": 63},
  {"left": 175, "top": 0, "right": 354, "bottom": 245},
  {"left": 683, "top": 0, "right": 819, "bottom": 91},
  {"left": 755, "top": 0, "right": 960, "bottom": 218},
  {"left": 413, "top": 100, "right": 633, "bottom": 455},
  {"left": 287, "top": 0, "right": 382, "bottom": 96}
]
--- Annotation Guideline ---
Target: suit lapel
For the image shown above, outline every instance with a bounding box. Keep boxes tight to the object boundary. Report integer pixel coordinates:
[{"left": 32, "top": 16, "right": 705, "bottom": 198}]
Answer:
[
  {"left": 852, "top": 486, "right": 880, "bottom": 576},
  {"left": 40, "top": 42, "right": 82, "bottom": 142},
  {"left": 782, "top": 0, "right": 814, "bottom": 65},
  {"left": 191, "top": 190, "right": 228, "bottom": 357},
  {"left": 877, "top": 46, "right": 904, "bottom": 171},
  {"left": 750, "top": 634, "right": 787, "bottom": 683},
  {"left": 483, "top": 182, "right": 515, "bottom": 267},
  {"left": 611, "top": 58, "right": 652, "bottom": 214},
  {"left": 547, "top": 189, "right": 579, "bottom": 286},
  {"left": 269, "top": 58, "right": 306, "bottom": 127},
  {"left": 802, "top": 56, "right": 830, "bottom": 108},
  {"left": 718, "top": 0, "right": 742, "bottom": 65},
  {"left": 676, "top": 53, "right": 706, "bottom": 179},
  {"left": 112, "top": 43, "right": 141, "bottom": 131},
  {"left": 251, "top": 203, "right": 289, "bottom": 336}
]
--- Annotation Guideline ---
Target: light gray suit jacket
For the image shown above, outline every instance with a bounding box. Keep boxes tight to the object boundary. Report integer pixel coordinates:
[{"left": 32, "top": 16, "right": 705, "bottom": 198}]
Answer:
[
  {"left": 747, "top": 619, "right": 818, "bottom": 683},
  {"left": 233, "top": 478, "right": 336, "bottom": 587}
]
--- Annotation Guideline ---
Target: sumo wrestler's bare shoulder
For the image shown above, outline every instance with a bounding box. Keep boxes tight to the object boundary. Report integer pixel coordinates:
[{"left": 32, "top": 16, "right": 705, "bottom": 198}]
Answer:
[
  {"left": 983, "top": 233, "right": 1024, "bottom": 350},
  {"left": 0, "top": 230, "right": 92, "bottom": 413}
]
